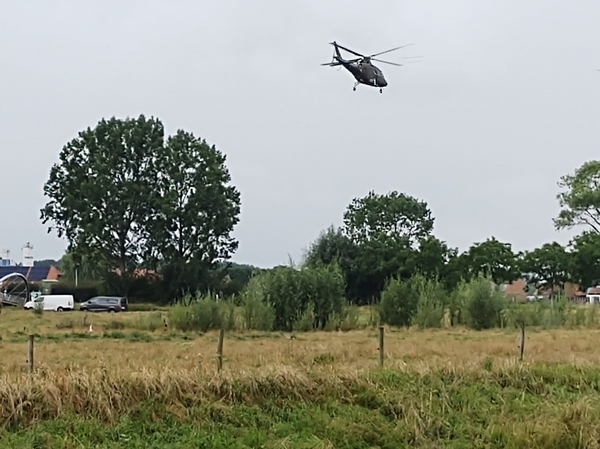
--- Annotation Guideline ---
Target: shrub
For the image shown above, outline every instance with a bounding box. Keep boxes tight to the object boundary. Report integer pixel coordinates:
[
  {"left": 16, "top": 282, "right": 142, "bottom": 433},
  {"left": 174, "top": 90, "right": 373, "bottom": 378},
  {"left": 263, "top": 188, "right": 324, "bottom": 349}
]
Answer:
[
  {"left": 241, "top": 277, "right": 275, "bottom": 331},
  {"left": 248, "top": 264, "right": 345, "bottom": 332},
  {"left": 168, "top": 292, "right": 228, "bottom": 332},
  {"left": 411, "top": 276, "right": 447, "bottom": 329},
  {"left": 459, "top": 276, "right": 507, "bottom": 330},
  {"left": 379, "top": 276, "right": 420, "bottom": 327}
]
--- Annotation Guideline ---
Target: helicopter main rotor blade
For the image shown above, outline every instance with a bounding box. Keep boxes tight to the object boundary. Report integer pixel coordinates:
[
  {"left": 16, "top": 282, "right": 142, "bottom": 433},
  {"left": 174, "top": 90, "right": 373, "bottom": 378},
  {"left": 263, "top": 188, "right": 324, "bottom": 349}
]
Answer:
[
  {"left": 367, "top": 43, "right": 413, "bottom": 58},
  {"left": 371, "top": 58, "right": 403, "bottom": 67},
  {"left": 332, "top": 42, "right": 365, "bottom": 58}
]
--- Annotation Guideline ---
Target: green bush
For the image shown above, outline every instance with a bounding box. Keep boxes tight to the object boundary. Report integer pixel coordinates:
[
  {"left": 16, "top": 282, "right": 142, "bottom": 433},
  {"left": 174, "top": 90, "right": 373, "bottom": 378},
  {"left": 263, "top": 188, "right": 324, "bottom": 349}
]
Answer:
[
  {"left": 379, "top": 276, "right": 420, "bottom": 327},
  {"left": 240, "top": 277, "right": 275, "bottom": 331},
  {"left": 459, "top": 276, "right": 507, "bottom": 330},
  {"left": 411, "top": 276, "right": 447, "bottom": 329},
  {"left": 247, "top": 264, "right": 345, "bottom": 332},
  {"left": 168, "top": 292, "right": 228, "bottom": 332}
]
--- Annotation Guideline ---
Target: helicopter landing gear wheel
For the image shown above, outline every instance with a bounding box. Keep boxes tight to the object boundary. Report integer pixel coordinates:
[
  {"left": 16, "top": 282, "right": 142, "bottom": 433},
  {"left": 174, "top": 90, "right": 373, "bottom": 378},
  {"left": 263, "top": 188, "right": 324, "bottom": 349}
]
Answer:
[
  {"left": 380, "top": 88, "right": 383, "bottom": 93},
  {"left": 353, "top": 82, "right": 359, "bottom": 91},
  {"left": 353, "top": 87, "right": 356, "bottom": 91}
]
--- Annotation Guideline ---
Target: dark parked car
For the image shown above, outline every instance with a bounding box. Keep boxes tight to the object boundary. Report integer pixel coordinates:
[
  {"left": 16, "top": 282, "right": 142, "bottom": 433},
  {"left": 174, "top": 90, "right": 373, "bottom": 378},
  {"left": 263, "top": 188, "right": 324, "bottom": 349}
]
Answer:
[{"left": 79, "top": 296, "right": 128, "bottom": 313}]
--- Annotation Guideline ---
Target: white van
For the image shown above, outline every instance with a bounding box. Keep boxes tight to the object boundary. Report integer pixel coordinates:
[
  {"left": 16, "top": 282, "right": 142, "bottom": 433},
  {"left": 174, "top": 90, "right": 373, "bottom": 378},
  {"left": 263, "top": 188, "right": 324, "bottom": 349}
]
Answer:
[{"left": 24, "top": 294, "right": 74, "bottom": 312}]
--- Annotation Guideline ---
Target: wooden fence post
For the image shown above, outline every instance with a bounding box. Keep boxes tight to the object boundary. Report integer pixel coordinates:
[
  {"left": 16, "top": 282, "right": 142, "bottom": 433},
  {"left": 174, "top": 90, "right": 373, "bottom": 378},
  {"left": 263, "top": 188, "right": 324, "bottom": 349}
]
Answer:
[
  {"left": 519, "top": 323, "right": 525, "bottom": 362},
  {"left": 378, "top": 326, "right": 384, "bottom": 368},
  {"left": 27, "top": 335, "right": 34, "bottom": 374},
  {"left": 216, "top": 329, "right": 224, "bottom": 372}
]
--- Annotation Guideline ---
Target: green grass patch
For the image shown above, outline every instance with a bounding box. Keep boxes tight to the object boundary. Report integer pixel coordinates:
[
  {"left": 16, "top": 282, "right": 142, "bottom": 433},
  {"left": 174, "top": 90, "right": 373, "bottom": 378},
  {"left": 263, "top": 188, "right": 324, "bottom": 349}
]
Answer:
[{"left": 2, "top": 363, "right": 600, "bottom": 447}]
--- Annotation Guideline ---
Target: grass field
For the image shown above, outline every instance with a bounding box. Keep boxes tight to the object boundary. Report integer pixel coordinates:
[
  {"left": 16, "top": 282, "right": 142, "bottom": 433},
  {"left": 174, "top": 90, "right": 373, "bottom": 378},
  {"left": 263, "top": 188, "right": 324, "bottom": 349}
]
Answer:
[{"left": 2, "top": 307, "right": 600, "bottom": 448}]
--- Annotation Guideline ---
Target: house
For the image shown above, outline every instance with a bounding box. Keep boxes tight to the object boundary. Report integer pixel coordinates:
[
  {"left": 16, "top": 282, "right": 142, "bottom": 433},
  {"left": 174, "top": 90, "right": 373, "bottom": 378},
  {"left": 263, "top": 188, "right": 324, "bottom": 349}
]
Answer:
[
  {"left": 0, "top": 265, "right": 62, "bottom": 282},
  {"left": 502, "top": 278, "right": 586, "bottom": 302},
  {"left": 502, "top": 278, "right": 529, "bottom": 301}
]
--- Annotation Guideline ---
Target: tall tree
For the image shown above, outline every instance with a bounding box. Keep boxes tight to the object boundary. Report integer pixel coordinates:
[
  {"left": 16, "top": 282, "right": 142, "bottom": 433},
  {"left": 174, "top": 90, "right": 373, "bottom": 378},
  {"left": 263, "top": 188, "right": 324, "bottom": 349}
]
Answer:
[
  {"left": 148, "top": 130, "right": 241, "bottom": 297},
  {"left": 412, "top": 236, "right": 457, "bottom": 281},
  {"left": 303, "top": 225, "right": 357, "bottom": 269},
  {"left": 554, "top": 160, "right": 600, "bottom": 233},
  {"left": 520, "top": 242, "right": 571, "bottom": 297},
  {"left": 336, "top": 191, "right": 435, "bottom": 303},
  {"left": 41, "top": 115, "right": 164, "bottom": 274},
  {"left": 342, "top": 190, "right": 434, "bottom": 246},
  {"left": 461, "top": 237, "right": 520, "bottom": 285},
  {"left": 58, "top": 246, "right": 108, "bottom": 283},
  {"left": 570, "top": 231, "right": 600, "bottom": 289}
]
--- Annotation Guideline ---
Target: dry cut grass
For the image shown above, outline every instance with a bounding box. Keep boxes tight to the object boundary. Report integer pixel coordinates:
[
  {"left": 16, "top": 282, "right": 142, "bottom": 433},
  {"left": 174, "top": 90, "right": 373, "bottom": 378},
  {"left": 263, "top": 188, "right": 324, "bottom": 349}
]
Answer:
[
  {"left": 1, "top": 308, "right": 600, "bottom": 374},
  {"left": 3, "top": 309, "right": 600, "bottom": 447}
]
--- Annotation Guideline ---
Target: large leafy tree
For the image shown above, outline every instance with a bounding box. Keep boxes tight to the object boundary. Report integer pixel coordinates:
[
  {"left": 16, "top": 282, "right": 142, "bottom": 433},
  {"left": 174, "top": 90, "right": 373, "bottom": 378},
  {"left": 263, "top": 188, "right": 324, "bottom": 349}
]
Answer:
[
  {"left": 520, "top": 242, "right": 572, "bottom": 297},
  {"left": 148, "top": 130, "right": 241, "bottom": 297},
  {"left": 460, "top": 237, "right": 520, "bottom": 285},
  {"left": 343, "top": 190, "right": 434, "bottom": 246},
  {"left": 570, "top": 232, "right": 600, "bottom": 289},
  {"left": 41, "top": 116, "right": 241, "bottom": 299},
  {"left": 41, "top": 115, "right": 164, "bottom": 275},
  {"left": 337, "top": 190, "right": 435, "bottom": 303},
  {"left": 554, "top": 160, "right": 600, "bottom": 233},
  {"left": 302, "top": 225, "right": 357, "bottom": 269},
  {"left": 412, "top": 236, "right": 457, "bottom": 281}
]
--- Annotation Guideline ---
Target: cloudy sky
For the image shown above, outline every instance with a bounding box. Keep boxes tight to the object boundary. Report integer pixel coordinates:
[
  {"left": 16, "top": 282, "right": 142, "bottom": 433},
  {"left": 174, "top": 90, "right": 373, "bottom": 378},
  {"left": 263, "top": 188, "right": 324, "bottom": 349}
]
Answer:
[{"left": 1, "top": 1, "right": 599, "bottom": 267}]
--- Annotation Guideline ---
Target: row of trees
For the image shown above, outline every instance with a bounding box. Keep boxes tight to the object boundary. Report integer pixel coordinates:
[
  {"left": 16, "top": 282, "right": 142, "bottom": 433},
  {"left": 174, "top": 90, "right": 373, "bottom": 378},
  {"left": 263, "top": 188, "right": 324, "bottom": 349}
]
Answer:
[
  {"left": 41, "top": 114, "right": 600, "bottom": 307},
  {"left": 303, "top": 164, "right": 600, "bottom": 304}
]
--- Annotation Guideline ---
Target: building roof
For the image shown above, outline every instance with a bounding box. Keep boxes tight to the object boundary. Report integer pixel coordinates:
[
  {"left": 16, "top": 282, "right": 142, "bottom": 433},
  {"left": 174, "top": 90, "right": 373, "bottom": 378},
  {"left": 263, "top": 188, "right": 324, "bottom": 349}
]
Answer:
[{"left": 0, "top": 266, "right": 61, "bottom": 282}]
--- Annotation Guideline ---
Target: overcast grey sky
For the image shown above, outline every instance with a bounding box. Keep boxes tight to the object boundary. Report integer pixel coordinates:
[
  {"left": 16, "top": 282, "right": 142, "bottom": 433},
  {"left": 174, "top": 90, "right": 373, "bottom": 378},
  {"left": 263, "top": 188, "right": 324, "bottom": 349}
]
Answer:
[{"left": 1, "top": 1, "right": 599, "bottom": 267}]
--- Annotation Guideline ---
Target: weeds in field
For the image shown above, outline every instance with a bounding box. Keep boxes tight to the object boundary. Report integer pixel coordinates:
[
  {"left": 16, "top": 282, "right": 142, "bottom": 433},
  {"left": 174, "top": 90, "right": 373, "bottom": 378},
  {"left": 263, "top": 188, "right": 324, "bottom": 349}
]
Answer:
[{"left": 54, "top": 317, "right": 75, "bottom": 329}]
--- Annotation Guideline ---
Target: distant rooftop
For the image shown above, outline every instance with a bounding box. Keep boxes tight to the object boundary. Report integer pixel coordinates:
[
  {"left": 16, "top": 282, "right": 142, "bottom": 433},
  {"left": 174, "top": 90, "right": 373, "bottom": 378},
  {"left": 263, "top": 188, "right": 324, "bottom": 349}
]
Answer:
[{"left": 0, "top": 266, "right": 61, "bottom": 282}]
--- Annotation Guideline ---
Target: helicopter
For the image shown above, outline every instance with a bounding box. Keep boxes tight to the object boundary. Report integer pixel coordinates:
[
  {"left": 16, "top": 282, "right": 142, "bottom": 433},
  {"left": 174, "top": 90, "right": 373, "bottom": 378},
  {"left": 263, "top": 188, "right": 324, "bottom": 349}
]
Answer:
[{"left": 321, "top": 41, "right": 414, "bottom": 93}]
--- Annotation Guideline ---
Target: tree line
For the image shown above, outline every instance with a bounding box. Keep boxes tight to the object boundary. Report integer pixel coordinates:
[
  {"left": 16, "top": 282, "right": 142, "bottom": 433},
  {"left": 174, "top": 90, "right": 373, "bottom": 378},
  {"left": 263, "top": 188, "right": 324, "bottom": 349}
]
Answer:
[{"left": 41, "top": 115, "right": 600, "bottom": 313}]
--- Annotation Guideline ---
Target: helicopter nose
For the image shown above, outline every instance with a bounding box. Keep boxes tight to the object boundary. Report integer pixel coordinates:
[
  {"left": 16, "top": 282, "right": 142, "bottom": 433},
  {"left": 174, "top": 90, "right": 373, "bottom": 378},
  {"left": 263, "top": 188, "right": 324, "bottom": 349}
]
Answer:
[{"left": 379, "top": 78, "right": 387, "bottom": 87}]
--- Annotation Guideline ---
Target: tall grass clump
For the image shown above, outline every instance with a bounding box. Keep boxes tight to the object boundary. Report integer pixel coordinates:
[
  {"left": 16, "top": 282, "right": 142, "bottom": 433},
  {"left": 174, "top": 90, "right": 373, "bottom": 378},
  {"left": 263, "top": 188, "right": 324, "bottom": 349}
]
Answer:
[
  {"left": 168, "top": 292, "right": 229, "bottom": 332},
  {"left": 134, "top": 312, "right": 165, "bottom": 331},
  {"left": 33, "top": 301, "right": 44, "bottom": 316},
  {"left": 502, "top": 296, "right": 599, "bottom": 330},
  {"left": 324, "top": 302, "right": 363, "bottom": 331}
]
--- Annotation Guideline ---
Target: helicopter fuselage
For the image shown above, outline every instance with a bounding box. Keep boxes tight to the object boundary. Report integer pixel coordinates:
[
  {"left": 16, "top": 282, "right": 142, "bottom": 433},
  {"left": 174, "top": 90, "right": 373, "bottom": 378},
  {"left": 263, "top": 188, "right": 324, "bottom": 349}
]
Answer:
[{"left": 340, "top": 59, "right": 388, "bottom": 88}]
